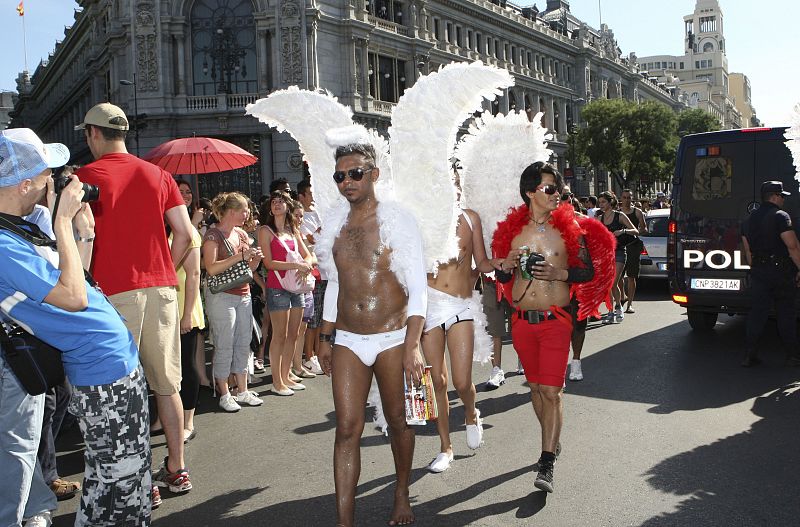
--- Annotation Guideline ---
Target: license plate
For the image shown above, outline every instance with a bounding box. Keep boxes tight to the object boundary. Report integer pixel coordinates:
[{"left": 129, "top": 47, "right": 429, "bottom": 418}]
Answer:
[
  {"left": 657, "top": 263, "right": 668, "bottom": 271},
  {"left": 690, "top": 278, "right": 740, "bottom": 290}
]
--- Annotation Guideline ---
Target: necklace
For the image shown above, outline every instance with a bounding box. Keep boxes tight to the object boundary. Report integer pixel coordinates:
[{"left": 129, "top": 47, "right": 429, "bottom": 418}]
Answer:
[{"left": 532, "top": 213, "right": 551, "bottom": 233}]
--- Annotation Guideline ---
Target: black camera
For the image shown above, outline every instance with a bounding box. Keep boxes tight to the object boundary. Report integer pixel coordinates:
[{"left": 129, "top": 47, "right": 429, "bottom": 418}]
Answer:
[
  {"left": 54, "top": 172, "right": 100, "bottom": 202},
  {"left": 523, "top": 251, "right": 546, "bottom": 278}
]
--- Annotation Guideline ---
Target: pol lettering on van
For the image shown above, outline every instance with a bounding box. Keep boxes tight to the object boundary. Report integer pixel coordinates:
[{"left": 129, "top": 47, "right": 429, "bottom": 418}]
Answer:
[{"left": 683, "top": 249, "right": 750, "bottom": 270}]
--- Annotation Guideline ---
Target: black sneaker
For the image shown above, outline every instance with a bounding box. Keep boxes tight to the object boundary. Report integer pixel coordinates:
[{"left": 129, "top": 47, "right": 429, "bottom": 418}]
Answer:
[{"left": 534, "top": 460, "right": 554, "bottom": 493}]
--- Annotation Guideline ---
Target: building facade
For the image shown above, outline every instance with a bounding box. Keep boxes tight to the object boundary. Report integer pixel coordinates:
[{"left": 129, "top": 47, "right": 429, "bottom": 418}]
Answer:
[
  {"left": 728, "top": 72, "right": 758, "bottom": 127},
  {"left": 637, "top": 0, "right": 754, "bottom": 130},
  {"left": 11, "top": 0, "right": 686, "bottom": 199}
]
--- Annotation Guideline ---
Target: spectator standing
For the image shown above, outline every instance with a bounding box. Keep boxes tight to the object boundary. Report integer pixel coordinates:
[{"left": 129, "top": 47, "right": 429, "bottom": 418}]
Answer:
[
  {"left": 297, "top": 179, "right": 326, "bottom": 375},
  {"left": 596, "top": 191, "right": 638, "bottom": 324},
  {"left": 289, "top": 201, "right": 317, "bottom": 380},
  {"left": 202, "top": 192, "right": 264, "bottom": 411},
  {"left": 618, "top": 189, "right": 647, "bottom": 314},
  {"left": 651, "top": 192, "right": 668, "bottom": 209},
  {"left": 0, "top": 129, "right": 151, "bottom": 525},
  {"left": 75, "top": 103, "right": 194, "bottom": 496},
  {"left": 585, "top": 195, "right": 599, "bottom": 218},
  {"left": 258, "top": 190, "right": 314, "bottom": 396}
]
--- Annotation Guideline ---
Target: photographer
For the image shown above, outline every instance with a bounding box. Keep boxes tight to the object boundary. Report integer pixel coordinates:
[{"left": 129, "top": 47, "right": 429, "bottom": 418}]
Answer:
[
  {"left": 492, "top": 162, "right": 615, "bottom": 494},
  {"left": 0, "top": 129, "right": 151, "bottom": 525}
]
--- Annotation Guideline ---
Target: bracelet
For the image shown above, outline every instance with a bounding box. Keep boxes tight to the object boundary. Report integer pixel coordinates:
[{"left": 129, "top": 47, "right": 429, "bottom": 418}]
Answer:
[
  {"left": 76, "top": 235, "right": 95, "bottom": 243},
  {"left": 319, "top": 333, "right": 333, "bottom": 343}
]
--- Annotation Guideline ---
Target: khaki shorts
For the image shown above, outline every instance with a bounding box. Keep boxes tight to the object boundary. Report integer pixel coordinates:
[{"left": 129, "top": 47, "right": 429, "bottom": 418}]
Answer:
[{"left": 109, "top": 286, "right": 181, "bottom": 395}]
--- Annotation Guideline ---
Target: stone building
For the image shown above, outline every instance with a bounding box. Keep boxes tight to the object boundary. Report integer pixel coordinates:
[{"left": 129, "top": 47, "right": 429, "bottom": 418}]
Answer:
[
  {"left": 728, "top": 73, "right": 758, "bottom": 128},
  {"left": 0, "top": 92, "right": 14, "bottom": 130},
  {"left": 11, "top": 0, "right": 685, "bottom": 199},
  {"left": 637, "top": 0, "right": 754, "bottom": 130}
]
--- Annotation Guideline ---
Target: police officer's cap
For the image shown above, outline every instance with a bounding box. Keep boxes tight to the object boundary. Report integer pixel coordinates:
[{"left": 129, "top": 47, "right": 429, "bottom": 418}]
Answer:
[{"left": 761, "top": 181, "right": 790, "bottom": 197}]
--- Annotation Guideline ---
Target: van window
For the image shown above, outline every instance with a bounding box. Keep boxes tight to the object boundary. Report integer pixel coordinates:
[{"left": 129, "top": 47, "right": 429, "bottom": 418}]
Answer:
[{"left": 644, "top": 216, "right": 668, "bottom": 237}]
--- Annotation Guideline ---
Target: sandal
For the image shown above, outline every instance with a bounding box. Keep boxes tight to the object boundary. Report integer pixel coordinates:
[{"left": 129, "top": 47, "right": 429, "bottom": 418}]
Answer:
[
  {"left": 625, "top": 306, "right": 635, "bottom": 314},
  {"left": 50, "top": 478, "right": 81, "bottom": 501}
]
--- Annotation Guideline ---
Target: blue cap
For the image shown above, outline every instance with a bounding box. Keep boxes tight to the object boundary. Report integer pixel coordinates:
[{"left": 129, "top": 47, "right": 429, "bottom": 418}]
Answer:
[{"left": 0, "top": 128, "right": 70, "bottom": 188}]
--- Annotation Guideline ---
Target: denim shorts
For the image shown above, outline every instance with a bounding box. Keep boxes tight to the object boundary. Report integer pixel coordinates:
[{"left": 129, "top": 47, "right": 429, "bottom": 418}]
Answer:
[{"left": 266, "top": 287, "right": 305, "bottom": 311}]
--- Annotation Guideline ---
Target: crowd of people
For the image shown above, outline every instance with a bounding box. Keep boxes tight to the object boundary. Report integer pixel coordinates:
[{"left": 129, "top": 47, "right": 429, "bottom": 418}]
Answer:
[{"left": 1, "top": 100, "right": 660, "bottom": 527}]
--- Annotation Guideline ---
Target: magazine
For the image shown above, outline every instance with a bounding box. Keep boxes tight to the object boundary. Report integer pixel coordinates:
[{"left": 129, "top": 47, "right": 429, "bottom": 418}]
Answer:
[{"left": 404, "top": 366, "right": 438, "bottom": 425}]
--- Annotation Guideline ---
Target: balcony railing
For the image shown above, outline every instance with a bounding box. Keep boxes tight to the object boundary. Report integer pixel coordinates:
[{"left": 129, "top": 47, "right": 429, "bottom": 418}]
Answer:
[
  {"left": 185, "top": 93, "right": 262, "bottom": 112},
  {"left": 368, "top": 16, "right": 409, "bottom": 36},
  {"left": 373, "top": 100, "right": 396, "bottom": 115}
]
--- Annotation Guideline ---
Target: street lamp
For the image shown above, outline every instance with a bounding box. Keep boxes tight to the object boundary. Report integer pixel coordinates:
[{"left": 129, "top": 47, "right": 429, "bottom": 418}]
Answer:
[{"left": 119, "top": 74, "right": 139, "bottom": 157}]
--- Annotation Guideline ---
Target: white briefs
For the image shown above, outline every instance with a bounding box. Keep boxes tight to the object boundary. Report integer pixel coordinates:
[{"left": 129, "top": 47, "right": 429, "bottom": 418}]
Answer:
[
  {"left": 424, "top": 287, "right": 474, "bottom": 333},
  {"left": 335, "top": 327, "right": 408, "bottom": 367}
]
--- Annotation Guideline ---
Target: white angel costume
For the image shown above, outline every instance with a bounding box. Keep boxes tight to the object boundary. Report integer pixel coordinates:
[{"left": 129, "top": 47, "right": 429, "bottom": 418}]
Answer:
[{"left": 786, "top": 103, "right": 800, "bottom": 182}]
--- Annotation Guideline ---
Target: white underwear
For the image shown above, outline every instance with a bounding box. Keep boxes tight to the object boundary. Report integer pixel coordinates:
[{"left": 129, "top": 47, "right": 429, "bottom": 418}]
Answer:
[
  {"left": 335, "top": 327, "right": 407, "bottom": 367},
  {"left": 424, "top": 287, "right": 473, "bottom": 332}
]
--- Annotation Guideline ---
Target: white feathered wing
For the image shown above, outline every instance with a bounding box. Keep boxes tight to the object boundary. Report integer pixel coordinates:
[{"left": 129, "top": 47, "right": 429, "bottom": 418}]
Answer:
[
  {"left": 785, "top": 103, "right": 800, "bottom": 183},
  {"left": 389, "top": 61, "right": 514, "bottom": 272},
  {"left": 456, "top": 111, "right": 553, "bottom": 251},
  {"left": 245, "top": 87, "right": 354, "bottom": 223}
]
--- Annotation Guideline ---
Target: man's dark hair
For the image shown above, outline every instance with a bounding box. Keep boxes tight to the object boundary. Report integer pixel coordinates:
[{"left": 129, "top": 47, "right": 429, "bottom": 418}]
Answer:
[
  {"left": 621, "top": 188, "right": 633, "bottom": 197},
  {"left": 269, "top": 178, "right": 290, "bottom": 193},
  {"left": 334, "top": 144, "right": 377, "bottom": 168},
  {"left": 85, "top": 124, "right": 127, "bottom": 141},
  {"left": 199, "top": 197, "right": 212, "bottom": 210},
  {"left": 297, "top": 179, "right": 312, "bottom": 196},
  {"left": 587, "top": 195, "right": 598, "bottom": 207},
  {"left": 519, "top": 162, "right": 564, "bottom": 207}
]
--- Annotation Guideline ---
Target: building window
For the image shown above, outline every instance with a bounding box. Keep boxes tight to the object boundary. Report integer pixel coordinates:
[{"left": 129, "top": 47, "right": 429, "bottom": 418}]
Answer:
[
  {"left": 191, "top": 0, "right": 258, "bottom": 95},
  {"left": 433, "top": 19, "right": 440, "bottom": 40},
  {"left": 703, "top": 42, "right": 714, "bottom": 53},
  {"left": 680, "top": 62, "right": 684, "bottom": 69},
  {"left": 525, "top": 95, "right": 533, "bottom": 121},
  {"left": 371, "top": 0, "right": 403, "bottom": 23},
  {"left": 456, "top": 26, "right": 462, "bottom": 47},
  {"left": 495, "top": 40, "right": 500, "bottom": 58},
  {"left": 695, "top": 61, "right": 700, "bottom": 69},
  {"left": 508, "top": 91, "right": 517, "bottom": 111},
  {"left": 445, "top": 22, "right": 452, "bottom": 44},
  {"left": 476, "top": 33, "right": 482, "bottom": 53},
  {"left": 369, "top": 53, "right": 406, "bottom": 103}
]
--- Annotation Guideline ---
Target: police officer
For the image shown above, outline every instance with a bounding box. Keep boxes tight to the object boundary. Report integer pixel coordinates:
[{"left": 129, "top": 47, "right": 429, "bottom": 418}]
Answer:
[{"left": 741, "top": 181, "right": 800, "bottom": 367}]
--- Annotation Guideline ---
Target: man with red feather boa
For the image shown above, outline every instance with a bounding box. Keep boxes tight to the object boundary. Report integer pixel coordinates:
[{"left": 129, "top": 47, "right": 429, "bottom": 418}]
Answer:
[{"left": 492, "top": 162, "right": 615, "bottom": 493}]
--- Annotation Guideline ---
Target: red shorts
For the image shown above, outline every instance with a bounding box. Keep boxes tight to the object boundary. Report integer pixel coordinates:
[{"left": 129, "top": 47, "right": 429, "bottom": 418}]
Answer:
[{"left": 511, "top": 308, "right": 572, "bottom": 387}]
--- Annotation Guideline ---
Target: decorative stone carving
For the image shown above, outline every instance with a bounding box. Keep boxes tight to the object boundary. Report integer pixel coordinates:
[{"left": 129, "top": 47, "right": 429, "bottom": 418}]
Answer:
[
  {"left": 278, "top": 0, "right": 303, "bottom": 84},
  {"left": 287, "top": 153, "right": 303, "bottom": 170},
  {"left": 135, "top": 1, "right": 158, "bottom": 92}
]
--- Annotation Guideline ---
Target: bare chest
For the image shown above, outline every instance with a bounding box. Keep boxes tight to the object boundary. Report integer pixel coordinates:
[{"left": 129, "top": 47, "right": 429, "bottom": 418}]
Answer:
[
  {"left": 511, "top": 224, "right": 568, "bottom": 267},
  {"left": 333, "top": 218, "right": 391, "bottom": 271}
]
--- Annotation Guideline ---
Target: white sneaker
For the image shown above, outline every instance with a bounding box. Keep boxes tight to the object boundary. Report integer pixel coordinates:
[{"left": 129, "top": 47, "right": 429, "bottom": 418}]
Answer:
[
  {"left": 427, "top": 451, "right": 454, "bottom": 473},
  {"left": 305, "top": 357, "right": 324, "bottom": 375},
  {"left": 601, "top": 312, "right": 615, "bottom": 325},
  {"left": 236, "top": 390, "right": 264, "bottom": 406},
  {"left": 219, "top": 392, "right": 241, "bottom": 412},
  {"left": 466, "top": 408, "right": 484, "bottom": 450},
  {"left": 486, "top": 366, "right": 505, "bottom": 389},
  {"left": 569, "top": 359, "right": 584, "bottom": 381},
  {"left": 614, "top": 308, "right": 624, "bottom": 323},
  {"left": 25, "top": 512, "right": 52, "bottom": 527}
]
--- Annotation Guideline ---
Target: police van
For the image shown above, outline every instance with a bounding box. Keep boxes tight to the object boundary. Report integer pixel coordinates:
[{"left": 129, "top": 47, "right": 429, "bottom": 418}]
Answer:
[{"left": 668, "top": 127, "right": 798, "bottom": 331}]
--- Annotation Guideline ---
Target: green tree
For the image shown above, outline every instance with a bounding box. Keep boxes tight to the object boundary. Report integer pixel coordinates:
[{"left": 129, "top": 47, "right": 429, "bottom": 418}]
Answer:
[
  {"left": 677, "top": 108, "right": 720, "bottom": 137},
  {"left": 574, "top": 98, "right": 628, "bottom": 185},
  {"left": 622, "top": 101, "right": 677, "bottom": 185}
]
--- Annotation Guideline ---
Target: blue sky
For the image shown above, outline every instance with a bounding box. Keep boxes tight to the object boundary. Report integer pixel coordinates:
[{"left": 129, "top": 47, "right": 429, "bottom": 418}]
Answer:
[{"left": 0, "top": 0, "right": 795, "bottom": 125}]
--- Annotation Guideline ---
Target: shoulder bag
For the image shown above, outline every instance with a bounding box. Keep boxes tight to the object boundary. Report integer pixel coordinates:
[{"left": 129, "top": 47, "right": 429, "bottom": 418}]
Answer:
[
  {"left": 207, "top": 228, "right": 254, "bottom": 294},
  {"left": 265, "top": 226, "right": 315, "bottom": 294}
]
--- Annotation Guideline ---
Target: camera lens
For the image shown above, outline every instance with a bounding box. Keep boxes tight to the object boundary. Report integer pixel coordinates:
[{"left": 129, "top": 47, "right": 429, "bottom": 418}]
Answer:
[{"left": 54, "top": 173, "right": 100, "bottom": 203}]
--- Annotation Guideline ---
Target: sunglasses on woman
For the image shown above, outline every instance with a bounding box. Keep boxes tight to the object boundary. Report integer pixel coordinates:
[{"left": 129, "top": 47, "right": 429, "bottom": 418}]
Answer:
[
  {"left": 333, "top": 167, "right": 374, "bottom": 184},
  {"left": 561, "top": 192, "right": 573, "bottom": 201},
  {"left": 537, "top": 184, "right": 559, "bottom": 195}
]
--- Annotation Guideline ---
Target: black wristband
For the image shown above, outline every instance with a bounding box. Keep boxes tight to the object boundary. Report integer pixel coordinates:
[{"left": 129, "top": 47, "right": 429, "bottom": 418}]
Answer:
[{"left": 319, "top": 333, "right": 333, "bottom": 343}]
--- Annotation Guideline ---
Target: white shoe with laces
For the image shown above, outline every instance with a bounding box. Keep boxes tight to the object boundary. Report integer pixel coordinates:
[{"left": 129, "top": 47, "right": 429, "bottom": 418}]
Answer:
[
  {"left": 236, "top": 390, "right": 264, "bottom": 406},
  {"left": 486, "top": 366, "right": 505, "bottom": 389},
  {"left": 305, "top": 357, "right": 324, "bottom": 375},
  {"left": 25, "top": 512, "right": 52, "bottom": 527},
  {"left": 427, "top": 451, "right": 454, "bottom": 473},
  {"left": 219, "top": 392, "right": 241, "bottom": 412},
  {"left": 569, "top": 359, "right": 584, "bottom": 381},
  {"left": 466, "top": 408, "right": 484, "bottom": 450}
]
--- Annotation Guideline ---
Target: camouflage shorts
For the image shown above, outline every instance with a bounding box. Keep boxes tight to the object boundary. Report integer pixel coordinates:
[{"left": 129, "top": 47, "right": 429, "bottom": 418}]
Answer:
[{"left": 69, "top": 366, "right": 151, "bottom": 527}]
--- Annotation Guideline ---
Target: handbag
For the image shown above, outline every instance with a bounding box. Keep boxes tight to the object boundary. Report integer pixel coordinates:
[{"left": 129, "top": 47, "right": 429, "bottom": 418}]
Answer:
[
  {"left": 207, "top": 229, "right": 254, "bottom": 294},
  {"left": 265, "top": 226, "right": 315, "bottom": 294},
  {"left": 0, "top": 319, "right": 65, "bottom": 396}
]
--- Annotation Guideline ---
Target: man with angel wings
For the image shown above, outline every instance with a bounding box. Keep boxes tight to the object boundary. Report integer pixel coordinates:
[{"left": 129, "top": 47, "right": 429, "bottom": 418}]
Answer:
[{"left": 247, "top": 62, "right": 514, "bottom": 526}]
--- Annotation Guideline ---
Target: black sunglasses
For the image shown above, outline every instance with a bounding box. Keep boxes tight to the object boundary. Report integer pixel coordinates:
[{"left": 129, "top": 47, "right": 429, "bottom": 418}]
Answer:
[
  {"left": 561, "top": 193, "right": 573, "bottom": 200},
  {"left": 333, "top": 167, "right": 373, "bottom": 184},
  {"left": 537, "top": 184, "right": 559, "bottom": 195}
]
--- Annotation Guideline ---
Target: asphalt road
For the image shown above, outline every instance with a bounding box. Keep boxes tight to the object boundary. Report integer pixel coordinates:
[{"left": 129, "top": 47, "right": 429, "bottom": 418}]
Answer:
[{"left": 51, "top": 280, "right": 800, "bottom": 526}]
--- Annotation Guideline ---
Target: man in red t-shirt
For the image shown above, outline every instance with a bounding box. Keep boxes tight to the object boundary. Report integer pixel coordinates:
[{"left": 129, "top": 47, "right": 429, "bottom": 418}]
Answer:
[{"left": 76, "top": 103, "right": 194, "bottom": 499}]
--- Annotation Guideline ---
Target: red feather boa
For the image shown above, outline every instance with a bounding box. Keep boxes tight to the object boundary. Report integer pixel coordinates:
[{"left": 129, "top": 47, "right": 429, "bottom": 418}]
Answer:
[{"left": 491, "top": 202, "right": 617, "bottom": 320}]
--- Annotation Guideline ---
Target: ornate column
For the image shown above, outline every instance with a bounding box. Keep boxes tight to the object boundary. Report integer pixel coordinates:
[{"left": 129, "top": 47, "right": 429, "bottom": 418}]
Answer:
[
  {"left": 258, "top": 28, "right": 270, "bottom": 92},
  {"left": 544, "top": 94, "right": 555, "bottom": 131},
  {"left": 134, "top": 1, "right": 159, "bottom": 92},
  {"left": 277, "top": 0, "right": 304, "bottom": 86},
  {"left": 360, "top": 39, "right": 371, "bottom": 111},
  {"left": 176, "top": 32, "right": 186, "bottom": 95}
]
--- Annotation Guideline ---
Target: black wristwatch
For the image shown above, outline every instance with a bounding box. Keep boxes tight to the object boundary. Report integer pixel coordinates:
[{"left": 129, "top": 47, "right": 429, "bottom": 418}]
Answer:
[{"left": 319, "top": 333, "right": 333, "bottom": 343}]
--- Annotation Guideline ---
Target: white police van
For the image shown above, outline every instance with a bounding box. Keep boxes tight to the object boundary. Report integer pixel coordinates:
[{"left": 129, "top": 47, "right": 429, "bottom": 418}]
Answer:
[{"left": 668, "top": 127, "right": 798, "bottom": 331}]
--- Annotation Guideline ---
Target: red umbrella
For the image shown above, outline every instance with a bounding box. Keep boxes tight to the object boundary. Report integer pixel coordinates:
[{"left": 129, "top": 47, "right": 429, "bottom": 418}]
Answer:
[{"left": 142, "top": 136, "right": 258, "bottom": 175}]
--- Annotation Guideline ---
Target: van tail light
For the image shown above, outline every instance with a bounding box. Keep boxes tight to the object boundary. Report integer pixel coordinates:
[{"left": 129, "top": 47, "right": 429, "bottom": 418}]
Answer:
[
  {"left": 672, "top": 294, "right": 688, "bottom": 304},
  {"left": 667, "top": 220, "right": 677, "bottom": 271},
  {"left": 641, "top": 245, "right": 649, "bottom": 256},
  {"left": 740, "top": 127, "right": 772, "bottom": 133}
]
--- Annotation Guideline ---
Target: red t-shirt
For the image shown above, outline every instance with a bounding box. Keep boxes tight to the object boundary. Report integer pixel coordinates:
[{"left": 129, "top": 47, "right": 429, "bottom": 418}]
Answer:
[{"left": 78, "top": 153, "right": 184, "bottom": 296}]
